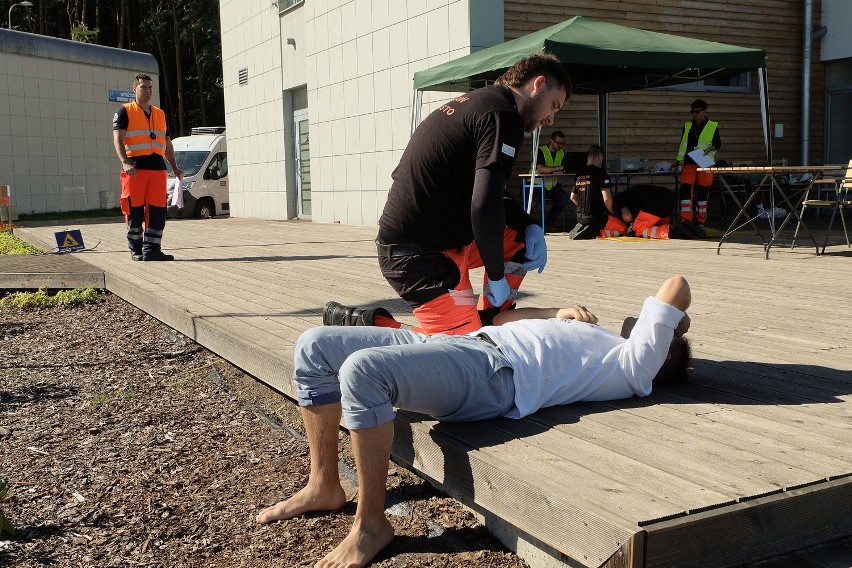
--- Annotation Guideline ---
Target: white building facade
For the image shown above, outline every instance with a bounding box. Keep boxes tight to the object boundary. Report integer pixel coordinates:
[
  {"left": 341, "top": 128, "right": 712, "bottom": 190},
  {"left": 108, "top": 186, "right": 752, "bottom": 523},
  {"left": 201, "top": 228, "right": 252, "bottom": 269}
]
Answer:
[
  {"left": 221, "top": 0, "right": 851, "bottom": 225},
  {"left": 219, "top": 0, "right": 502, "bottom": 224}
]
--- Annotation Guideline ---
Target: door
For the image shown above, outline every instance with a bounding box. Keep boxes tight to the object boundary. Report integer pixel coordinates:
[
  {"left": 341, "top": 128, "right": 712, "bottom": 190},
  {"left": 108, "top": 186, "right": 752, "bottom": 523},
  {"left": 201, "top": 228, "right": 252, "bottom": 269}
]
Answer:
[
  {"left": 294, "top": 109, "right": 311, "bottom": 218},
  {"left": 207, "top": 151, "right": 228, "bottom": 214}
]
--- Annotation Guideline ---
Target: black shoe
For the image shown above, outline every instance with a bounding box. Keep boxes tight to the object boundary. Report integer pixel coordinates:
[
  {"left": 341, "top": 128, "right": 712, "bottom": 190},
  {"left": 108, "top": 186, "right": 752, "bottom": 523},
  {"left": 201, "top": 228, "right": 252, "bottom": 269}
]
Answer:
[
  {"left": 143, "top": 251, "right": 175, "bottom": 261},
  {"left": 681, "top": 220, "right": 707, "bottom": 239},
  {"left": 323, "top": 301, "right": 394, "bottom": 326},
  {"left": 668, "top": 220, "right": 694, "bottom": 240},
  {"left": 131, "top": 252, "right": 144, "bottom": 261}
]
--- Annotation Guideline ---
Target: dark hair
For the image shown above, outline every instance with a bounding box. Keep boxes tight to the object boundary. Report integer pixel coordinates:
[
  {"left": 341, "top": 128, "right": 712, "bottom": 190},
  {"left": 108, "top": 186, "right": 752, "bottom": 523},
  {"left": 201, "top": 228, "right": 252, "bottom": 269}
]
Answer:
[
  {"left": 587, "top": 145, "right": 604, "bottom": 159},
  {"left": 652, "top": 336, "right": 692, "bottom": 387},
  {"left": 134, "top": 73, "right": 152, "bottom": 87},
  {"left": 551, "top": 130, "right": 565, "bottom": 140},
  {"left": 495, "top": 53, "right": 573, "bottom": 98},
  {"left": 620, "top": 316, "right": 692, "bottom": 387},
  {"left": 691, "top": 99, "right": 708, "bottom": 111}
]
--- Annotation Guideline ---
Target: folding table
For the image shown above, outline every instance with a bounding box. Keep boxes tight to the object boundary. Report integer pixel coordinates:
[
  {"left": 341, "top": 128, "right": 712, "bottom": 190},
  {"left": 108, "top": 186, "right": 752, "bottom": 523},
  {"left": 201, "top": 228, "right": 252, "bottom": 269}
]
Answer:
[{"left": 699, "top": 165, "right": 843, "bottom": 259}]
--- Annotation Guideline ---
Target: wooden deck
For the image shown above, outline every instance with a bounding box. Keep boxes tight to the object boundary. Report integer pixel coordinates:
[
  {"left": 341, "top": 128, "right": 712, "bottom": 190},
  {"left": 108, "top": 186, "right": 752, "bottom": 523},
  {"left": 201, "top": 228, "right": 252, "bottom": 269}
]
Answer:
[{"left": 7, "top": 217, "right": 852, "bottom": 568}]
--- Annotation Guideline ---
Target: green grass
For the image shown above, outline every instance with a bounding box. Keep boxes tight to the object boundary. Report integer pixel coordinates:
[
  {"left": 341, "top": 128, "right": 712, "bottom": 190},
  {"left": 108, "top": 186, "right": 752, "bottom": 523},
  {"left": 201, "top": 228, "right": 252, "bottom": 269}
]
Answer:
[
  {"left": 87, "top": 389, "right": 138, "bottom": 406},
  {"left": 18, "top": 208, "right": 123, "bottom": 222},
  {"left": 87, "top": 393, "right": 113, "bottom": 406},
  {"left": 0, "top": 287, "right": 103, "bottom": 309},
  {"left": 0, "top": 232, "right": 43, "bottom": 254}
]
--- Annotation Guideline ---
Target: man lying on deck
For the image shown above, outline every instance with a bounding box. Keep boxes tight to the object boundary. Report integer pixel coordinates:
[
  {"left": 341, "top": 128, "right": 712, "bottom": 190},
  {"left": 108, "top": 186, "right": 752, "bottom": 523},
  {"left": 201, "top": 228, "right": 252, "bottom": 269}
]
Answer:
[{"left": 257, "top": 275, "right": 693, "bottom": 568}]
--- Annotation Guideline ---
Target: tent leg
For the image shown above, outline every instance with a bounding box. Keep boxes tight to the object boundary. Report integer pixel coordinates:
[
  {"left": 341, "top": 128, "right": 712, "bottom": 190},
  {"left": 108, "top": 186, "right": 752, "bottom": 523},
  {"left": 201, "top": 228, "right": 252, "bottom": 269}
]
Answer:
[
  {"left": 598, "top": 93, "right": 608, "bottom": 154},
  {"left": 410, "top": 90, "right": 423, "bottom": 135},
  {"left": 759, "top": 68, "right": 773, "bottom": 165}
]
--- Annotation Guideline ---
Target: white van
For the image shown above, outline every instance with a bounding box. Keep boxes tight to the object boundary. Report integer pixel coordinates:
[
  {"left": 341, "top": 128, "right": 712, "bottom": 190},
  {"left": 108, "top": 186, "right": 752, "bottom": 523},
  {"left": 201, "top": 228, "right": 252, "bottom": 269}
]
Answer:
[{"left": 166, "top": 127, "right": 228, "bottom": 218}]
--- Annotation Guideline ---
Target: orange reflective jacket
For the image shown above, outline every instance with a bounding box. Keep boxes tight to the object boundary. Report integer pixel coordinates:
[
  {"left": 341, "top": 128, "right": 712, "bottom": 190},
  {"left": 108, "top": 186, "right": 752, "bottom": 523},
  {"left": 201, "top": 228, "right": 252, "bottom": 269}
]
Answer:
[{"left": 122, "top": 102, "right": 167, "bottom": 157}]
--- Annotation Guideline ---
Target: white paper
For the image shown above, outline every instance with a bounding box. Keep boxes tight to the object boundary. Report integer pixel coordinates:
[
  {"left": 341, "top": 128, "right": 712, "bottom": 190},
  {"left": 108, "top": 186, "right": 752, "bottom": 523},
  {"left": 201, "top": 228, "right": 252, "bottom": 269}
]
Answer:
[
  {"left": 687, "top": 149, "right": 715, "bottom": 168},
  {"left": 170, "top": 175, "right": 184, "bottom": 208}
]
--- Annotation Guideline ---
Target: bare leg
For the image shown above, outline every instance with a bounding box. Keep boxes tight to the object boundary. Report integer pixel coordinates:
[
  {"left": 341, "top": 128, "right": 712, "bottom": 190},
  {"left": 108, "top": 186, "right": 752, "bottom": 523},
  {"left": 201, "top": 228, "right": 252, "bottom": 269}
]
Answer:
[
  {"left": 316, "top": 421, "right": 395, "bottom": 568},
  {"left": 655, "top": 275, "right": 691, "bottom": 312},
  {"left": 256, "top": 403, "right": 347, "bottom": 524}
]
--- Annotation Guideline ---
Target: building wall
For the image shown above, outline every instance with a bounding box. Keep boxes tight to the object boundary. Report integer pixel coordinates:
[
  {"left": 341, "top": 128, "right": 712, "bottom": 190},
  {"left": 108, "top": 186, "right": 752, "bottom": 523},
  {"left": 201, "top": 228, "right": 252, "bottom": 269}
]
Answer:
[
  {"left": 302, "top": 0, "right": 502, "bottom": 226},
  {"left": 821, "top": 0, "right": 852, "bottom": 62},
  {"left": 504, "top": 0, "right": 827, "bottom": 178},
  {"left": 219, "top": 0, "right": 290, "bottom": 219},
  {"left": 219, "top": 0, "right": 833, "bottom": 225},
  {"left": 0, "top": 30, "right": 158, "bottom": 216}
]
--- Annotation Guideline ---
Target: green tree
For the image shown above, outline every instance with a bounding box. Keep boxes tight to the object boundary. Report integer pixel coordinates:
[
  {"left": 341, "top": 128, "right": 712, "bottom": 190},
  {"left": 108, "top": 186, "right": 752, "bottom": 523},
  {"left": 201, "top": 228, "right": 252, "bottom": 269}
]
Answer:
[{"left": 26, "top": 0, "right": 224, "bottom": 136}]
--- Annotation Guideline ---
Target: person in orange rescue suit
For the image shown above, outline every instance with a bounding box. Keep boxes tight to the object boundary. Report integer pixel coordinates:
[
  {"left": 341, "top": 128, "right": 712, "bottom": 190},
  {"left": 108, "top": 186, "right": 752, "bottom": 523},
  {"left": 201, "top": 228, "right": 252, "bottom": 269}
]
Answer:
[
  {"left": 112, "top": 73, "right": 183, "bottom": 261},
  {"left": 671, "top": 98, "right": 720, "bottom": 237},
  {"left": 322, "top": 54, "right": 572, "bottom": 335},
  {"left": 567, "top": 145, "right": 625, "bottom": 239},
  {"left": 614, "top": 184, "right": 696, "bottom": 240}
]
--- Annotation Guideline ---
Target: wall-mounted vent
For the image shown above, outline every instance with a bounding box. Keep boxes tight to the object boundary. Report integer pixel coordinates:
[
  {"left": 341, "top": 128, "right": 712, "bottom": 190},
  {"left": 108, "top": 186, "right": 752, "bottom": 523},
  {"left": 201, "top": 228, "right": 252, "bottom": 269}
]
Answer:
[{"left": 238, "top": 67, "right": 248, "bottom": 86}]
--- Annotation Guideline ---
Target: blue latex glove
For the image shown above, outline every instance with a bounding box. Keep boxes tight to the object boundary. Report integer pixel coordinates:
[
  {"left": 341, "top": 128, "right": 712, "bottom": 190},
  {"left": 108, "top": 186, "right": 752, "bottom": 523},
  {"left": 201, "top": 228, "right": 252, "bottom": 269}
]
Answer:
[
  {"left": 484, "top": 276, "right": 510, "bottom": 308},
  {"left": 523, "top": 224, "right": 548, "bottom": 273}
]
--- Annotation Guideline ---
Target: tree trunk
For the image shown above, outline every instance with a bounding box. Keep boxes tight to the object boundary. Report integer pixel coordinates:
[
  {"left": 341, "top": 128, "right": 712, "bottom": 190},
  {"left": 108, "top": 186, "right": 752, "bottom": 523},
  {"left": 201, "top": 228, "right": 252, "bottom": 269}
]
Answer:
[
  {"left": 172, "top": 7, "right": 185, "bottom": 136},
  {"left": 154, "top": 30, "right": 177, "bottom": 138},
  {"left": 191, "top": 31, "right": 207, "bottom": 125},
  {"left": 39, "top": 0, "right": 47, "bottom": 34}
]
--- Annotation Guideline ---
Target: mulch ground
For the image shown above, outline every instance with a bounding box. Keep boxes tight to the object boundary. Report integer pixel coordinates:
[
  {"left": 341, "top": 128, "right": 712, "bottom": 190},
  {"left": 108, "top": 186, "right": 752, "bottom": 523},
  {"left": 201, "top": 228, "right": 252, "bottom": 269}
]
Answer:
[{"left": 0, "top": 293, "right": 528, "bottom": 567}]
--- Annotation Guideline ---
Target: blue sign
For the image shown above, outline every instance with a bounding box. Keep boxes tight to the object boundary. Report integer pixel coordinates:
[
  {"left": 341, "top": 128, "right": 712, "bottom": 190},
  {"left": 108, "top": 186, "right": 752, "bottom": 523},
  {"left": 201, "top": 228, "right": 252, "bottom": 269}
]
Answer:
[
  {"left": 54, "top": 229, "right": 85, "bottom": 253},
  {"left": 109, "top": 89, "right": 135, "bottom": 103}
]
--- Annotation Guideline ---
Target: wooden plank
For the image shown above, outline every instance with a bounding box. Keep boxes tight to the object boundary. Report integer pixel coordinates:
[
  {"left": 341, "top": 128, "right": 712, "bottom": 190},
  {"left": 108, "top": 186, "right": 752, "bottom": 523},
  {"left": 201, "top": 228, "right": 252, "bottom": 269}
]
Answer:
[
  {"left": 12, "top": 213, "right": 851, "bottom": 568},
  {"left": 391, "top": 412, "right": 636, "bottom": 567},
  {"left": 642, "top": 476, "right": 852, "bottom": 568}
]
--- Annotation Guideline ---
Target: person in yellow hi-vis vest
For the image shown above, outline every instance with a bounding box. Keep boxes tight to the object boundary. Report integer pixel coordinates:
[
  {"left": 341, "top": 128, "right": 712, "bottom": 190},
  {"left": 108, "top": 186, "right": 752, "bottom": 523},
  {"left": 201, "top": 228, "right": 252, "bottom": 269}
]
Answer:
[
  {"left": 533, "top": 130, "right": 571, "bottom": 231},
  {"left": 112, "top": 73, "right": 183, "bottom": 261},
  {"left": 671, "top": 99, "right": 721, "bottom": 237}
]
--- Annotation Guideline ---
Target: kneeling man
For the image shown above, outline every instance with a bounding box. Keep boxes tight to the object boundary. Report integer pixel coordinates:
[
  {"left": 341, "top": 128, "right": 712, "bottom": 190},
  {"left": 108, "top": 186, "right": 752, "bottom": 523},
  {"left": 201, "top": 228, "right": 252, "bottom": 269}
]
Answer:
[{"left": 258, "top": 275, "right": 693, "bottom": 568}]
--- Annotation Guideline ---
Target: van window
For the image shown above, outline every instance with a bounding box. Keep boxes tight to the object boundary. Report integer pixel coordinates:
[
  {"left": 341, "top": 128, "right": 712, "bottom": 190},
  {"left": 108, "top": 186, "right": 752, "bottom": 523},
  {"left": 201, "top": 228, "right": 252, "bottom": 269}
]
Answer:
[
  {"left": 208, "top": 152, "right": 228, "bottom": 179},
  {"left": 169, "top": 151, "right": 210, "bottom": 176}
]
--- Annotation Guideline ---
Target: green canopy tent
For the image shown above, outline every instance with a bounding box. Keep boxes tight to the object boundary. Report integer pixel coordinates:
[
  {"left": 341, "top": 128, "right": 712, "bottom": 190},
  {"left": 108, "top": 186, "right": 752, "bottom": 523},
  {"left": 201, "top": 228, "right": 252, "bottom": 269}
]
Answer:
[{"left": 410, "top": 15, "right": 772, "bottom": 207}]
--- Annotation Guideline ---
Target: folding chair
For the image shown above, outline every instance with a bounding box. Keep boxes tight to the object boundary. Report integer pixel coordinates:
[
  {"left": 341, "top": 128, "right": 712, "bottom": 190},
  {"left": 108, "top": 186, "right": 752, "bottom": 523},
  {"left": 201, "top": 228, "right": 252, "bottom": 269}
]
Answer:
[{"left": 791, "top": 159, "right": 852, "bottom": 254}]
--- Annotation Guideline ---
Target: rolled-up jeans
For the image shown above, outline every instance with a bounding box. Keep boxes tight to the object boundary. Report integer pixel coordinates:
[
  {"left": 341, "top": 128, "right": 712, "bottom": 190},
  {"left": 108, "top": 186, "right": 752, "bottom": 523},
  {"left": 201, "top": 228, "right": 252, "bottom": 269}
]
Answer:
[{"left": 293, "top": 326, "right": 515, "bottom": 430}]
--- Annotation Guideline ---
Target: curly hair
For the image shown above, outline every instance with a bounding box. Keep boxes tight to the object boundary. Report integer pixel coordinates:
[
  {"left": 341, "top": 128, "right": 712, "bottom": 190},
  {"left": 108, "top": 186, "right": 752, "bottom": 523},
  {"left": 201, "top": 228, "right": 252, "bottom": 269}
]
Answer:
[{"left": 495, "top": 53, "right": 572, "bottom": 97}]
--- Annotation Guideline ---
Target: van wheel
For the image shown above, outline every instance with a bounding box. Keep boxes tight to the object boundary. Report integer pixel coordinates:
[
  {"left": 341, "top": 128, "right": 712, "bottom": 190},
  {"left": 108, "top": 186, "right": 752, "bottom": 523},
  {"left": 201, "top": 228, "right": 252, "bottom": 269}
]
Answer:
[{"left": 195, "top": 198, "right": 215, "bottom": 219}]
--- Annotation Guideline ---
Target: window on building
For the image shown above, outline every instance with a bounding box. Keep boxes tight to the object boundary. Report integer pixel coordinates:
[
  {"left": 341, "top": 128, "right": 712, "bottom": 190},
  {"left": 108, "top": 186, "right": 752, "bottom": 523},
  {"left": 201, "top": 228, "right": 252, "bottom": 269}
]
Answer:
[
  {"left": 278, "top": 0, "right": 303, "bottom": 13},
  {"left": 238, "top": 67, "right": 248, "bottom": 86},
  {"left": 657, "top": 72, "right": 752, "bottom": 93}
]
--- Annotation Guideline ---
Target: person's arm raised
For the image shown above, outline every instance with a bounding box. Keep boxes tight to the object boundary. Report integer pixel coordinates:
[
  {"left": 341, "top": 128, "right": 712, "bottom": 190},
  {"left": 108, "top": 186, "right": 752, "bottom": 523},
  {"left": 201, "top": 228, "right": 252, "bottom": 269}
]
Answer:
[{"left": 493, "top": 306, "right": 597, "bottom": 325}]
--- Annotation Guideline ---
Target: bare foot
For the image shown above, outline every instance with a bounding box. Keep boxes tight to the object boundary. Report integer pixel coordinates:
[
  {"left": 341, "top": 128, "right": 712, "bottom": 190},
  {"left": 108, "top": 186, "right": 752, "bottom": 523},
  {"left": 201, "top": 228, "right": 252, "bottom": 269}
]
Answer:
[
  {"left": 315, "top": 516, "right": 395, "bottom": 568},
  {"left": 256, "top": 483, "right": 347, "bottom": 524}
]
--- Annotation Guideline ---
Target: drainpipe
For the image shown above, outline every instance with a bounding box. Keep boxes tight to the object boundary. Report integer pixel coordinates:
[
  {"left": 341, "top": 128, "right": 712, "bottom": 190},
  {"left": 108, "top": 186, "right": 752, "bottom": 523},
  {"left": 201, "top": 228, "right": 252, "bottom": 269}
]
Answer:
[{"left": 801, "top": 0, "right": 813, "bottom": 165}]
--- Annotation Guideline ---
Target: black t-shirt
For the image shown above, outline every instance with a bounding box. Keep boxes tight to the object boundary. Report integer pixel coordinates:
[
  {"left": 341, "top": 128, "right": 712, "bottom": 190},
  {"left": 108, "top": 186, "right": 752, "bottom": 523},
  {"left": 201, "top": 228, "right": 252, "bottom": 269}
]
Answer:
[
  {"left": 378, "top": 85, "right": 525, "bottom": 250},
  {"left": 572, "top": 164, "right": 611, "bottom": 223},
  {"left": 615, "top": 184, "right": 676, "bottom": 219},
  {"left": 113, "top": 105, "right": 170, "bottom": 170}
]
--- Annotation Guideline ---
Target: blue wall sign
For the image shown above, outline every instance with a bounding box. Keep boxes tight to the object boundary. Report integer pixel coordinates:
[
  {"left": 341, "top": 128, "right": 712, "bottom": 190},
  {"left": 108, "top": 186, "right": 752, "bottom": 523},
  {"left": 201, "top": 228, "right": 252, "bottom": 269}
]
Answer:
[{"left": 109, "top": 89, "right": 135, "bottom": 103}]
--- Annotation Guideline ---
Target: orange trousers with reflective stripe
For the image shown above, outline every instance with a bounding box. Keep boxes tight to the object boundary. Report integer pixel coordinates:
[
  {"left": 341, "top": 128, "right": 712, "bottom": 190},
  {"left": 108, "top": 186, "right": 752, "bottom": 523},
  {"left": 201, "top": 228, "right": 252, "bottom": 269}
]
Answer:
[
  {"left": 633, "top": 211, "right": 671, "bottom": 239},
  {"left": 120, "top": 169, "right": 168, "bottom": 227},
  {"left": 410, "top": 227, "right": 527, "bottom": 336},
  {"left": 678, "top": 164, "right": 711, "bottom": 224},
  {"left": 598, "top": 216, "right": 628, "bottom": 238}
]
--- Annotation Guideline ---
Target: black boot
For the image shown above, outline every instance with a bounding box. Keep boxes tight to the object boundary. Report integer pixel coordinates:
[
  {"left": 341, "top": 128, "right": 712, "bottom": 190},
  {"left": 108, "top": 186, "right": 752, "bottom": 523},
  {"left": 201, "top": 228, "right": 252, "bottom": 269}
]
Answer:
[
  {"left": 323, "top": 301, "right": 394, "bottom": 326},
  {"left": 681, "top": 219, "right": 707, "bottom": 239},
  {"left": 668, "top": 220, "right": 694, "bottom": 240}
]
